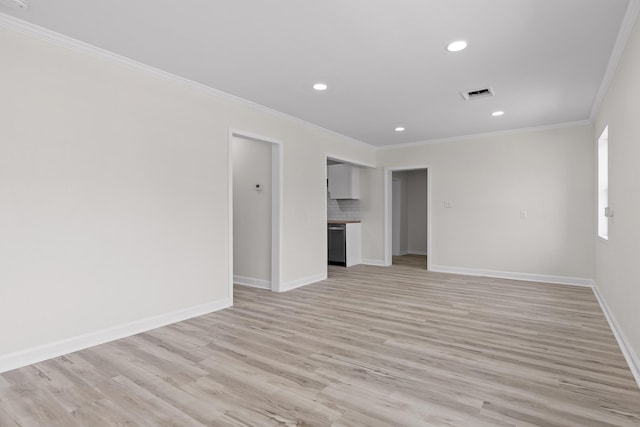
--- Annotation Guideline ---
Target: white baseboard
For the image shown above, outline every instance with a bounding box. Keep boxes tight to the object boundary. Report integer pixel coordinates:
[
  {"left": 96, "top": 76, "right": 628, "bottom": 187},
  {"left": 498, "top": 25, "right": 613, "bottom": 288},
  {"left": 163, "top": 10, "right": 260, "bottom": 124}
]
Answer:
[
  {"left": 0, "top": 297, "right": 231, "bottom": 374},
  {"left": 592, "top": 285, "right": 640, "bottom": 389},
  {"left": 391, "top": 251, "right": 427, "bottom": 257},
  {"left": 408, "top": 250, "right": 428, "bottom": 256},
  {"left": 233, "top": 275, "right": 271, "bottom": 290},
  {"left": 279, "top": 273, "right": 326, "bottom": 292},
  {"left": 361, "top": 259, "right": 386, "bottom": 266},
  {"left": 429, "top": 264, "right": 594, "bottom": 287}
]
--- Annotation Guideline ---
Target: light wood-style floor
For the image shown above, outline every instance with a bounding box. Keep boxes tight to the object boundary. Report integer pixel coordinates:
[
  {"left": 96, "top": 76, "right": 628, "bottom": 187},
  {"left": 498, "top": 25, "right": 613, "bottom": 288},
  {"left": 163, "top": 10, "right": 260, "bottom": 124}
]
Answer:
[
  {"left": 1, "top": 264, "right": 639, "bottom": 426},
  {"left": 393, "top": 254, "right": 428, "bottom": 269}
]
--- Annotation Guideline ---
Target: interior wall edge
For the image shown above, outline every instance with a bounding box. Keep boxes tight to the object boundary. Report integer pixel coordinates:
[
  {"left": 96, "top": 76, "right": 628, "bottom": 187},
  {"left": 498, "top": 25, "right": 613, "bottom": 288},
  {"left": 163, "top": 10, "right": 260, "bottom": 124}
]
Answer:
[{"left": 0, "top": 297, "right": 231, "bottom": 375}]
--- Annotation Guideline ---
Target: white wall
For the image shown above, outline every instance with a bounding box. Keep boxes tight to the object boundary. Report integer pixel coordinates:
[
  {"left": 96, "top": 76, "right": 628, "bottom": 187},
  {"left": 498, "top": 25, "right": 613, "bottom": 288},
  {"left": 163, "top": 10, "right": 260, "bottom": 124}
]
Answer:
[
  {"left": 1, "top": 12, "right": 619, "bottom": 375},
  {"left": 400, "top": 174, "right": 409, "bottom": 253},
  {"left": 593, "top": 14, "right": 640, "bottom": 377},
  {"left": 360, "top": 167, "right": 385, "bottom": 265},
  {"left": 0, "top": 25, "right": 375, "bottom": 363},
  {"left": 233, "top": 136, "right": 272, "bottom": 283},
  {"left": 407, "top": 169, "right": 428, "bottom": 254},
  {"left": 391, "top": 172, "right": 409, "bottom": 255},
  {"left": 392, "top": 179, "right": 401, "bottom": 256},
  {"left": 368, "top": 124, "right": 595, "bottom": 280}
]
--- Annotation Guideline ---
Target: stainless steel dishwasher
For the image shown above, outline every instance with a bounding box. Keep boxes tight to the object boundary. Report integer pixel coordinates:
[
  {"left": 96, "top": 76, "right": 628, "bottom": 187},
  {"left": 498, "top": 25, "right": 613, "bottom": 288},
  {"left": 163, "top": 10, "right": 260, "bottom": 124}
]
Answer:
[{"left": 328, "top": 223, "right": 346, "bottom": 266}]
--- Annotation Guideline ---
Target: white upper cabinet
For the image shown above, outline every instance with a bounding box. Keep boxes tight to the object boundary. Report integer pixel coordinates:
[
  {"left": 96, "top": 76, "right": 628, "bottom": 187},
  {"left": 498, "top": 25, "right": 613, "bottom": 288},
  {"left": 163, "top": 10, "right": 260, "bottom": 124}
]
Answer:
[{"left": 328, "top": 164, "right": 360, "bottom": 199}]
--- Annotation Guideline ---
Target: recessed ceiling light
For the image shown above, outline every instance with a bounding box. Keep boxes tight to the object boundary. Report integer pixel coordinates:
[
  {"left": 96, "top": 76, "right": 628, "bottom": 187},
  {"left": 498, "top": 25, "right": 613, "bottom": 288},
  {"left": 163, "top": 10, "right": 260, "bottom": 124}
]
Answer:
[
  {"left": 395, "top": 127, "right": 405, "bottom": 132},
  {"left": 446, "top": 40, "right": 468, "bottom": 52},
  {"left": 491, "top": 111, "right": 505, "bottom": 117},
  {"left": 313, "top": 83, "right": 328, "bottom": 91}
]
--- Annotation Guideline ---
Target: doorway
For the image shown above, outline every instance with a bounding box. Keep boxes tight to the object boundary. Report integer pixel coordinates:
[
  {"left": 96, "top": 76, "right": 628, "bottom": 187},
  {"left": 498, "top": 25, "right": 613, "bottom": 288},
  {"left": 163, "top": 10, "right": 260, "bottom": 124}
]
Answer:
[
  {"left": 385, "top": 167, "right": 430, "bottom": 270},
  {"left": 228, "top": 130, "right": 282, "bottom": 300}
]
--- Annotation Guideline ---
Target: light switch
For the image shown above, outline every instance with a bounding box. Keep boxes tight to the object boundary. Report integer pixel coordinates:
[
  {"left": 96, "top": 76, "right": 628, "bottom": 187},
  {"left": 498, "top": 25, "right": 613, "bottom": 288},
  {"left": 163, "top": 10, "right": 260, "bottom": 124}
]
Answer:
[
  {"left": 444, "top": 200, "right": 452, "bottom": 208},
  {"left": 520, "top": 210, "right": 527, "bottom": 219}
]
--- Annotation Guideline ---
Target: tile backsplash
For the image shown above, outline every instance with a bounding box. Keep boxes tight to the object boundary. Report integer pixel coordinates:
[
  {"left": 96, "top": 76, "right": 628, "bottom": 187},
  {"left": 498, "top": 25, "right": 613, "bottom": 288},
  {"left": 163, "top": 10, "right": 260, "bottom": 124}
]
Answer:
[{"left": 328, "top": 195, "right": 361, "bottom": 221}]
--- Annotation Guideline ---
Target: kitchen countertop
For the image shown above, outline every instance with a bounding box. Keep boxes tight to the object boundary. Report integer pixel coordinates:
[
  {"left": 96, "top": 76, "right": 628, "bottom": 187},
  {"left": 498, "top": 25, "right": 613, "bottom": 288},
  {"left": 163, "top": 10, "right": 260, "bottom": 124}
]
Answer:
[{"left": 328, "top": 220, "right": 361, "bottom": 224}]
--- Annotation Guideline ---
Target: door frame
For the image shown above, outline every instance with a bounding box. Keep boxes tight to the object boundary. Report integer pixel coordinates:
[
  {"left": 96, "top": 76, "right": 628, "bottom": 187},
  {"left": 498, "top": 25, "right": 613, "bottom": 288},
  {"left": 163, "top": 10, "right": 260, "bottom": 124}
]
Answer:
[
  {"left": 228, "top": 129, "right": 283, "bottom": 302},
  {"left": 392, "top": 178, "right": 402, "bottom": 256},
  {"left": 384, "top": 165, "right": 431, "bottom": 268}
]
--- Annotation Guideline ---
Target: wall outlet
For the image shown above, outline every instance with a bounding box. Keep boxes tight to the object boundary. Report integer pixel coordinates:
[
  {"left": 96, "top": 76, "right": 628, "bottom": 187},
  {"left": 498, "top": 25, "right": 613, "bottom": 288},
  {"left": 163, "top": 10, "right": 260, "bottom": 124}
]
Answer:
[
  {"left": 444, "top": 200, "right": 452, "bottom": 208},
  {"left": 520, "top": 210, "right": 528, "bottom": 219}
]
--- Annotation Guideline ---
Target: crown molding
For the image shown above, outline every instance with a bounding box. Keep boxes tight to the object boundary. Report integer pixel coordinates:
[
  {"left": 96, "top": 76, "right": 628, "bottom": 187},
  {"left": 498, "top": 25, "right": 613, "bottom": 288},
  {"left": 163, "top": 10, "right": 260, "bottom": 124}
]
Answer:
[
  {"left": 590, "top": 0, "right": 640, "bottom": 120},
  {"left": 1, "top": 8, "right": 628, "bottom": 153},
  {"left": 0, "top": 13, "right": 374, "bottom": 150},
  {"left": 375, "top": 120, "right": 592, "bottom": 151}
]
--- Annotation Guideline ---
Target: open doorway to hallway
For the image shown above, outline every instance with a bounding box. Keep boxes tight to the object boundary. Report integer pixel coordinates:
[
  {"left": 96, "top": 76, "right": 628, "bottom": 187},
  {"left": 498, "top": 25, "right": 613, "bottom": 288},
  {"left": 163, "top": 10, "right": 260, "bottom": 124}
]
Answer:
[
  {"left": 232, "top": 135, "right": 272, "bottom": 288},
  {"left": 391, "top": 169, "right": 428, "bottom": 270},
  {"left": 228, "top": 130, "right": 282, "bottom": 297}
]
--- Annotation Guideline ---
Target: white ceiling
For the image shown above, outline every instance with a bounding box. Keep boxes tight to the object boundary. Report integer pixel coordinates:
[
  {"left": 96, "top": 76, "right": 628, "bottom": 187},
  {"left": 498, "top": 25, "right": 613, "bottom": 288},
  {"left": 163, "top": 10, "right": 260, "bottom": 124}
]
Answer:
[{"left": 1, "top": 0, "right": 631, "bottom": 146}]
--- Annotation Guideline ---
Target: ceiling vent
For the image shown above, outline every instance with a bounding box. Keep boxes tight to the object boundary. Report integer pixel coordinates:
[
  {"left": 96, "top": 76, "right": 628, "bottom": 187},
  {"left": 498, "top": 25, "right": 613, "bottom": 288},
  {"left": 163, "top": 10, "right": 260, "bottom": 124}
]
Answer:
[{"left": 460, "top": 87, "right": 494, "bottom": 101}]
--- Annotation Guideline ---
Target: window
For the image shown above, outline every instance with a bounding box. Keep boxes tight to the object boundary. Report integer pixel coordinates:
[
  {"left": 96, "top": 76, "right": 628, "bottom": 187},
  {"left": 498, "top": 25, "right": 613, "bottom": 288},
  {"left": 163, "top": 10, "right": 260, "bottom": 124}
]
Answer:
[{"left": 598, "top": 126, "right": 609, "bottom": 240}]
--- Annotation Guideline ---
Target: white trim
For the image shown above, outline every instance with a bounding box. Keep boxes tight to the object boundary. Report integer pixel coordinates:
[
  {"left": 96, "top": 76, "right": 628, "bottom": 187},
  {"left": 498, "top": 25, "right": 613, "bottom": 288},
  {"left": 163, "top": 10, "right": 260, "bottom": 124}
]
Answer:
[
  {"left": 0, "top": 298, "right": 231, "bottom": 374},
  {"left": 229, "top": 129, "right": 282, "bottom": 146},
  {"left": 362, "top": 259, "right": 386, "bottom": 266},
  {"left": 0, "top": 13, "right": 372, "bottom": 151},
  {"left": 592, "top": 284, "right": 640, "bottom": 389},
  {"left": 590, "top": 0, "right": 640, "bottom": 120},
  {"left": 271, "top": 139, "right": 284, "bottom": 292},
  {"left": 233, "top": 276, "right": 271, "bottom": 290},
  {"left": 398, "top": 249, "right": 410, "bottom": 256},
  {"left": 326, "top": 154, "right": 376, "bottom": 169},
  {"left": 279, "top": 273, "right": 326, "bottom": 293},
  {"left": 384, "top": 166, "right": 432, "bottom": 269},
  {"left": 407, "top": 250, "right": 428, "bottom": 256},
  {"left": 227, "top": 130, "right": 234, "bottom": 303},
  {"left": 429, "top": 264, "right": 594, "bottom": 287},
  {"left": 229, "top": 130, "right": 283, "bottom": 293},
  {"left": 376, "top": 120, "right": 591, "bottom": 151},
  {"left": 323, "top": 157, "right": 329, "bottom": 278}
]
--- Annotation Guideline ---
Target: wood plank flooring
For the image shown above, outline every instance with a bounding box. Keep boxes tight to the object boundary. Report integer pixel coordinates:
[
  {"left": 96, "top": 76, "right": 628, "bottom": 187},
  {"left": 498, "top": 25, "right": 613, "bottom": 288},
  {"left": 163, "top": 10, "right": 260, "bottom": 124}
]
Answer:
[
  {"left": 1, "top": 264, "right": 639, "bottom": 426},
  {"left": 393, "top": 254, "right": 428, "bottom": 269}
]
